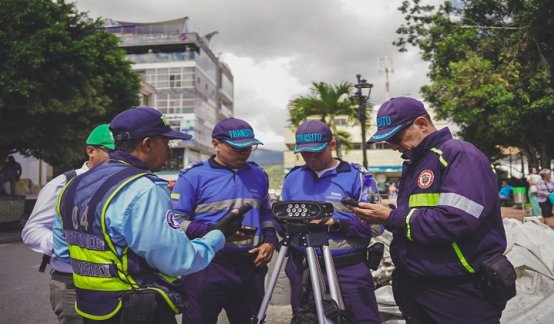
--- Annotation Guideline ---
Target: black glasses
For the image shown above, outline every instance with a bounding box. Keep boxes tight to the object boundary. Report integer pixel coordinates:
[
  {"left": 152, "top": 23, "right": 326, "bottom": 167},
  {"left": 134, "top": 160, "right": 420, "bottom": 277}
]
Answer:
[{"left": 388, "top": 120, "right": 415, "bottom": 145}]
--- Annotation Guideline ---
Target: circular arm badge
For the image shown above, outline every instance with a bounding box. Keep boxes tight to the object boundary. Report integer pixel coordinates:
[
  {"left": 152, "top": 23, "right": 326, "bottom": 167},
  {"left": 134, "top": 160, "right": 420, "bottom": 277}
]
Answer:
[
  {"left": 166, "top": 210, "right": 180, "bottom": 229},
  {"left": 417, "top": 170, "right": 434, "bottom": 189}
]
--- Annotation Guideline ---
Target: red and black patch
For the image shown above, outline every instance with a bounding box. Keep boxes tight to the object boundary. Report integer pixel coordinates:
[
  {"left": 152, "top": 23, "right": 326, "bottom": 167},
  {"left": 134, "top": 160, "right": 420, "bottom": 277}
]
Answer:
[{"left": 417, "top": 170, "right": 434, "bottom": 189}]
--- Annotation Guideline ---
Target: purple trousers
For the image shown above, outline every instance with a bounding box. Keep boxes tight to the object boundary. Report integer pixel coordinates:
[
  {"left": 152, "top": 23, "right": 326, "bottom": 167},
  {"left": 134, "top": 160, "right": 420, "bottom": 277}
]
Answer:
[
  {"left": 181, "top": 261, "right": 267, "bottom": 324},
  {"left": 392, "top": 269, "right": 503, "bottom": 324},
  {"left": 285, "top": 252, "right": 380, "bottom": 323}
]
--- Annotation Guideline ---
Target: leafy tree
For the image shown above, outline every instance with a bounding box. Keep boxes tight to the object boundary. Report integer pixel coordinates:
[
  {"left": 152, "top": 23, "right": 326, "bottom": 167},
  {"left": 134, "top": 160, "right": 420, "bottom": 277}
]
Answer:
[
  {"left": 0, "top": 0, "right": 140, "bottom": 171},
  {"left": 288, "top": 82, "right": 358, "bottom": 158},
  {"left": 394, "top": 0, "right": 554, "bottom": 168}
]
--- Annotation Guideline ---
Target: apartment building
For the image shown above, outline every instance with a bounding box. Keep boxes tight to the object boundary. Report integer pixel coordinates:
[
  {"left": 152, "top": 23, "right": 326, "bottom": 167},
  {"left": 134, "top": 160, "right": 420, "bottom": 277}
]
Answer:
[{"left": 106, "top": 17, "right": 234, "bottom": 169}]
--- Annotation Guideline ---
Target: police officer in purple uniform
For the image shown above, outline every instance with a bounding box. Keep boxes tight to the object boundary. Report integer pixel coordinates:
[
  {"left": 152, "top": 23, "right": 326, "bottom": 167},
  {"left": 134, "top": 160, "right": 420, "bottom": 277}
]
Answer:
[
  {"left": 171, "top": 117, "right": 277, "bottom": 324},
  {"left": 281, "top": 120, "right": 380, "bottom": 323},
  {"left": 350, "top": 97, "right": 510, "bottom": 323}
]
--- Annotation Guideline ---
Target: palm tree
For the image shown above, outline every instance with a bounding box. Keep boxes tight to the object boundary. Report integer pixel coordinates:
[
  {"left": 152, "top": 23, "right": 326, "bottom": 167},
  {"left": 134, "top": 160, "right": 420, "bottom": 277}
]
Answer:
[{"left": 288, "top": 82, "right": 356, "bottom": 158}]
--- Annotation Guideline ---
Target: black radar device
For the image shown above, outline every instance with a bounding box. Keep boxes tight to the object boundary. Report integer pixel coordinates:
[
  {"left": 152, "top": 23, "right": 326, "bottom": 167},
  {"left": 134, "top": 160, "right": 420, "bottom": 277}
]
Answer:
[{"left": 271, "top": 201, "right": 333, "bottom": 224}]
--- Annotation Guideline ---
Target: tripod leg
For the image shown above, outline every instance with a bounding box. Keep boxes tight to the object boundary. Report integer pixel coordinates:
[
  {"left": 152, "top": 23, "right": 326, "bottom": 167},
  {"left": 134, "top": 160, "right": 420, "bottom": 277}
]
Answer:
[
  {"left": 252, "top": 245, "right": 289, "bottom": 324},
  {"left": 306, "top": 247, "right": 333, "bottom": 324},
  {"left": 322, "top": 245, "right": 345, "bottom": 310}
]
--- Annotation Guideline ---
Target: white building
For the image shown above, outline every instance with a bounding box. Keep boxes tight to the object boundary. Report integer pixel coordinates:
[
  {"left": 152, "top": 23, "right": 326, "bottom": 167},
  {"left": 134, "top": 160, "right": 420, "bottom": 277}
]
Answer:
[{"left": 106, "top": 17, "right": 234, "bottom": 169}]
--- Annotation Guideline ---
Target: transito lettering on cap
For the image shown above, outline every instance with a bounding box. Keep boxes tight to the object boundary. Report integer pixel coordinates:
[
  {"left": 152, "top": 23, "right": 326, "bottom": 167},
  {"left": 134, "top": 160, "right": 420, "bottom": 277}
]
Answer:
[
  {"left": 377, "top": 116, "right": 392, "bottom": 128},
  {"left": 228, "top": 128, "right": 254, "bottom": 139},
  {"left": 161, "top": 115, "right": 170, "bottom": 126},
  {"left": 296, "top": 133, "right": 323, "bottom": 143}
]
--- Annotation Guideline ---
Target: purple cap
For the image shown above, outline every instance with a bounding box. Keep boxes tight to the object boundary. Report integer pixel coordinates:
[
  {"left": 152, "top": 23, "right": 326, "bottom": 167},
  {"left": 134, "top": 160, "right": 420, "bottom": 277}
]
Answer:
[
  {"left": 367, "top": 97, "right": 427, "bottom": 143},
  {"left": 294, "top": 120, "right": 333, "bottom": 153},
  {"left": 110, "top": 107, "right": 192, "bottom": 141},
  {"left": 212, "top": 117, "right": 263, "bottom": 147}
]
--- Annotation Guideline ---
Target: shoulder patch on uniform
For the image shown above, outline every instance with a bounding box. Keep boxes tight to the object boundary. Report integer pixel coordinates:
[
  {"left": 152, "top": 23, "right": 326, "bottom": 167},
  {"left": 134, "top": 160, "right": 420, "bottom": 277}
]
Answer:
[
  {"left": 417, "top": 170, "right": 434, "bottom": 189},
  {"left": 180, "top": 161, "right": 203, "bottom": 173},
  {"left": 351, "top": 163, "right": 368, "bottom": 174},
  {"left": 166, "top": 210, "right": 180, "bottom": 229}
]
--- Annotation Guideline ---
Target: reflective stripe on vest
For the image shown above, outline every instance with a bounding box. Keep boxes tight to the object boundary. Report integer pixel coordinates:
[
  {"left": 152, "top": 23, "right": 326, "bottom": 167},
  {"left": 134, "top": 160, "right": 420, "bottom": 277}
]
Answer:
[
  {"left": 60, "top": 165, "right": 180, "bottom": 319},
  {"left": 404, "top": 147, "right": 475, "bottom": 274}
]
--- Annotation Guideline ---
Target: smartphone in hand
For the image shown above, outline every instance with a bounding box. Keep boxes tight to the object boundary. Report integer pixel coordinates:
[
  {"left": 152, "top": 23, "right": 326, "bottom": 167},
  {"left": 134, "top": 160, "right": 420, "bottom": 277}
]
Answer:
[{"left": 341, "top": 197, "right": 359, "bottom": 207}]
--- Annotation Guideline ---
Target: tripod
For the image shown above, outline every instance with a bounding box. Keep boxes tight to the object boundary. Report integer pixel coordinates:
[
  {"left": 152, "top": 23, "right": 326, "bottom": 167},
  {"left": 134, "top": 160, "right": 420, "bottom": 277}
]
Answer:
[{"left": 251, "top": 223, "right": 345, "bottom": 324}]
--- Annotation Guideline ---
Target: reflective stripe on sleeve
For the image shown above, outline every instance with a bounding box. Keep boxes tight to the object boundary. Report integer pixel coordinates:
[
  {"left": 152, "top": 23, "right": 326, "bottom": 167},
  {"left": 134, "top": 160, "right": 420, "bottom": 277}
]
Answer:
[
  {"left": 409, "top": 193, "right": 440, "bottom": 207},
  {"left": 438, "top": 192, "right": 484, "bottom": 219},
  {"left": 405, "top": 209, "right": 416, "bottom": 241},
  {"left": 430, "top": 147, "right": 448, "bottom": 167},
  {"left": 452, "top": 242, "right": 476, "bottom": 273}
]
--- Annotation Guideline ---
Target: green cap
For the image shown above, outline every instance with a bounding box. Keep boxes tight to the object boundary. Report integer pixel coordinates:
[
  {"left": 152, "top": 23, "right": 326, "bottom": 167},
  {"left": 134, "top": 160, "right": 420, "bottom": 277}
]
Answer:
[{"left": 86, "top": 124, "right": 115, "bottom": 150}]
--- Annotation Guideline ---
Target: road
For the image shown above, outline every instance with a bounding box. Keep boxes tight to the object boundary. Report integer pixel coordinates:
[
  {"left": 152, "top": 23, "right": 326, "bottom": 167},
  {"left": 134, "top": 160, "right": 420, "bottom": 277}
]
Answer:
[
  {"left": 0, "top": 241, "right": 58, "bottom": 324},
  {"left": 0, "top": 240, "right": 292, "bottom": 324}
]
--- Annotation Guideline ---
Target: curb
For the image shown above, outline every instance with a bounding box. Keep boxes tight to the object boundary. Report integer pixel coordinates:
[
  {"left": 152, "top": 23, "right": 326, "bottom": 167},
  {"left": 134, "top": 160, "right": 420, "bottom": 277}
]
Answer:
[
  {"left": 0, "top": 231, "right": 22, "bottom": 244},
  {"left": 0, "top": 222, "right": 23, "bottom": 244}
]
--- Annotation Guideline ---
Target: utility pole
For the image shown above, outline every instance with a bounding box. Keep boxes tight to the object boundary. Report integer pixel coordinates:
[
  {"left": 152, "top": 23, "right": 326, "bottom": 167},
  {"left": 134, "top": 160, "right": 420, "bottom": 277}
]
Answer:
[
  {"left": 379, "top": 57, "right": 394, "bottom": 99},
  {"left": 350, "top": 74, "right": 373, "bottom": 168}
]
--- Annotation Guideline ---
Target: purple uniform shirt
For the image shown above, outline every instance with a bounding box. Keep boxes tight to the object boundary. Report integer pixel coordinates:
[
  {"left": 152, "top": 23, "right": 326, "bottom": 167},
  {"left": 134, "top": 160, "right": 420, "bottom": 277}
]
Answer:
[{"left": 385, "top": 128, "right": 507, "bottom": 277}]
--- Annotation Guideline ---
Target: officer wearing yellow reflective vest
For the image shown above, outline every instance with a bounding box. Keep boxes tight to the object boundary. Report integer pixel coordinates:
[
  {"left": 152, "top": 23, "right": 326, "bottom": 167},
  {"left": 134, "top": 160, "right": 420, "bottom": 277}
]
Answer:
[
  {"left": 52, "top": 107, "right": 239, "bottom": 324},
  {"left": 349, "top": 97, "right": 515, "bottom": 323}
]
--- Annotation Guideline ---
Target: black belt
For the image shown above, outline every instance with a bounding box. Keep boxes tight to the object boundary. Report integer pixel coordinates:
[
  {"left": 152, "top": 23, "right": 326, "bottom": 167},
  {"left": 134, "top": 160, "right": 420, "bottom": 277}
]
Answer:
[
  {"left": 318, "top": 250, "right": 367, "bottom": 268},
  {"left": 213, "top": 252, "right": 256, "bottom": 266},
  {"left": 51, "top": 270, "right": 76, "bottom": 289}
]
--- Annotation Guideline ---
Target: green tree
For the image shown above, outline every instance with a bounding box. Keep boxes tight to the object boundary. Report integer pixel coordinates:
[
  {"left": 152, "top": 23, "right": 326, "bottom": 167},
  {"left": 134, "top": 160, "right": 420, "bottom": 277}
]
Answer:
[
  {"left": 394, "top": 0, "right": 554, "bottom": 168},
  {"left": 288, "top": 82, "right": 357, "bottom": 158},
  {"left": 0, "top": 0, "right": 140, "bottom": 171}
]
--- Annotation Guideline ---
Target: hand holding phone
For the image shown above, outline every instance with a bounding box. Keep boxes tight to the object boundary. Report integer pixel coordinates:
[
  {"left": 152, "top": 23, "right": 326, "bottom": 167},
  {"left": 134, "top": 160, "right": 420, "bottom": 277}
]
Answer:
[
  {"left": 214, "top": 204, "right": 253, "bottom": 238},
  {"left": 341, "top": 197, "right": 359, "bottom": 207}
]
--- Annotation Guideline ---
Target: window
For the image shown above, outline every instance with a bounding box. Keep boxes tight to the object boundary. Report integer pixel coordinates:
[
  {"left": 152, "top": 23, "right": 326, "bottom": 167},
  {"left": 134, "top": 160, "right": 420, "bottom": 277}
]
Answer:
[
  {"left": 335, "top": 118, "right": 348, "bottom": 126},
  {"left": 373, "top": 143, "right": 391, "bottom": 150},
  {"left": 170, "top": 75, "right": 181, "bottom": 88}
]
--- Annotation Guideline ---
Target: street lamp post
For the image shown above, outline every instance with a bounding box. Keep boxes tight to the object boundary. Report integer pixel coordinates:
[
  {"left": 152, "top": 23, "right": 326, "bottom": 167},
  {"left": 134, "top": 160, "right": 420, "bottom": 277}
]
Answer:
[{"left": 350, "top": 74, "right": 373, "bottom": 168}]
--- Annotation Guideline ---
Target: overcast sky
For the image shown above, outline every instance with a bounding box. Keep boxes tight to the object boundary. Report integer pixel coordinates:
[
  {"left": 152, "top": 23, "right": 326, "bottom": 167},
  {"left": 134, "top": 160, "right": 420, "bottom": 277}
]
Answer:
[{"left": 74, "top": 0, "right": 436, "bottom": 151}]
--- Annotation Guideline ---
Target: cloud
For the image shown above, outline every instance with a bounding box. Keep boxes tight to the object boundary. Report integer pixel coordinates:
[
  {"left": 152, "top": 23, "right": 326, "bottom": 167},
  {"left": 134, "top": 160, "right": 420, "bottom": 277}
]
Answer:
[{"left": 74, "top": 0, "right": 432, "bottom": 151}]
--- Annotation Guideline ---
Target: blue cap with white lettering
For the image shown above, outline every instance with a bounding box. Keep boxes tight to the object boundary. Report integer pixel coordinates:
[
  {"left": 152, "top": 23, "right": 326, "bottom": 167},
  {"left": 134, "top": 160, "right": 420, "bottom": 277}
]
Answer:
[
  {"left": 367, "top": 97, "right": 427, "bottom": 143},
  {"left": 212, "top": 117, "right": 263, "bottom": 148},
  {"left": 294, "top": 120, "right": 333, "bottom": 153}
]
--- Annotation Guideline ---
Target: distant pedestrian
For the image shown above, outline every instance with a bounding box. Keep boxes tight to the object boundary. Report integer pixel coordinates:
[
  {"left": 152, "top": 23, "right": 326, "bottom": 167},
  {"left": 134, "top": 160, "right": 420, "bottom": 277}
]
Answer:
[
  {"left": 498, "top": 180, "right": 513, "bottom": 202},
  {"left": 537, "top": 169, "right": 554, "bottom": 217},
  {"left": 0, "top": 155, "right": 22, "bottom": 195},
  {"left": 526, "top": 167, "right": 542, "bottom": 216}
]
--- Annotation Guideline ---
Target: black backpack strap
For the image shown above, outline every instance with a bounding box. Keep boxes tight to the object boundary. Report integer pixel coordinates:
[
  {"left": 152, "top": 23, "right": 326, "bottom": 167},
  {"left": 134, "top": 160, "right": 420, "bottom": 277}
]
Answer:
[
  {"left": 63, "top": 169, "right": 78, "bottom": 182},
  {"left": 38, "top": 254, "right": 50, "bottom": 273}
]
